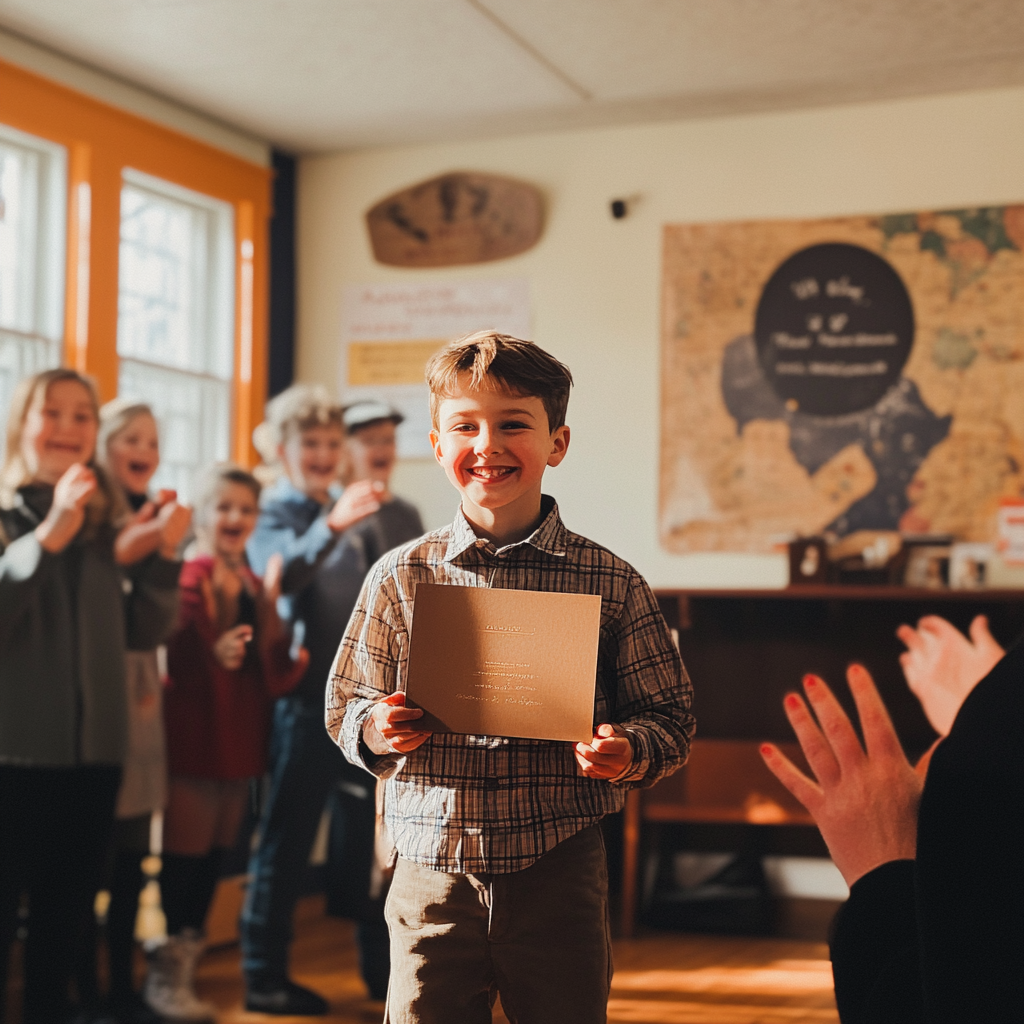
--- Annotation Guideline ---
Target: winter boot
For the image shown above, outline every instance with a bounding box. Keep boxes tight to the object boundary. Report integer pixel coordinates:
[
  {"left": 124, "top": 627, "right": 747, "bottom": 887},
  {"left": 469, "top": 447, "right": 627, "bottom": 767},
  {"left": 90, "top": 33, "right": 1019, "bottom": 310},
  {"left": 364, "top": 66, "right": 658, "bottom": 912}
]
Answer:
[{"left": 142, "top": 931, "right": 215, "bottom": 1022}]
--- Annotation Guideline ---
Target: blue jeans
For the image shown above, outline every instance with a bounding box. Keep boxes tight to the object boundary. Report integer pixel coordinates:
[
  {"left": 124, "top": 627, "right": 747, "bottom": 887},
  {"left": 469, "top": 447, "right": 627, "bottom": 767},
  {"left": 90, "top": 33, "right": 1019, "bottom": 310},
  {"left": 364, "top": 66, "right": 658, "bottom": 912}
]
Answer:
[{"left": 241, "top": 697, "right": 388, "bottom": 994}]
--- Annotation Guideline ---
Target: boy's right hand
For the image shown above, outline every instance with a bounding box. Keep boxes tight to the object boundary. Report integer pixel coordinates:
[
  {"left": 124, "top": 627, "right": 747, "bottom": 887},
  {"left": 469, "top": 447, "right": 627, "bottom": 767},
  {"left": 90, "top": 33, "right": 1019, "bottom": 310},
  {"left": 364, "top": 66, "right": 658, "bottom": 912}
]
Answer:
[
  {"left": 36, "top": 463, "right": 97, "bottom": 553},
  {"left": 363, "top": 691, "right": 431, "bottom": 755},
  {"left": 327, "top": 480, "right": 388, "bottom": 534}
]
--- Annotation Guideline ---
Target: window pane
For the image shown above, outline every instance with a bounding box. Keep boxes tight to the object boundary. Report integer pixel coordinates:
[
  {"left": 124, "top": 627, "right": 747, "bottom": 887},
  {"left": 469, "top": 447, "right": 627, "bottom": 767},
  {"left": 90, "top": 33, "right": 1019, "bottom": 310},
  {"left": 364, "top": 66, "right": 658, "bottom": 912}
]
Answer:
[
  {"left": 0, "top": 123, "right": 66, "bottom": 462},
  {"left": 117, "top": 171, "right": 234, "bottom": 379},
  {"left": 116, "top": 170, "right": 234, "bottom": 502},
  {"left": 118, "top": 358, "right": 230, "bottom": 503}
]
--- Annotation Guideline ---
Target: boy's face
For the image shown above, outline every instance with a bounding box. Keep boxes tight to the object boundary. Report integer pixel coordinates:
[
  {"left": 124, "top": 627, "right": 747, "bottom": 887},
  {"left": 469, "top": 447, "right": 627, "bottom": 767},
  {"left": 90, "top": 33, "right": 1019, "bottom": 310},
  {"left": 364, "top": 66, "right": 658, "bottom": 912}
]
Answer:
[
  {"left": 430, "top": 378, "right": 569, "bottom": 531},
  {"left": 347, "top": 420, "right": 397, "bottom": 485},
  {"left": 279, "top": 423, "right": 344, "bottom": 500}
]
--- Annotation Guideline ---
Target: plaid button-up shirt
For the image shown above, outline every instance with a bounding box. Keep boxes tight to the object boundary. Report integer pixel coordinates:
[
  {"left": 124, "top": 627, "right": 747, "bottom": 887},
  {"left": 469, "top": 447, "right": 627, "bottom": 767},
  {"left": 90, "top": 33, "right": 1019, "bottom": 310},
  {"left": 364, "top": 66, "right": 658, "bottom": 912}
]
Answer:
[{"left": 326, "top": 496, "right": 694, "bottom": 874}]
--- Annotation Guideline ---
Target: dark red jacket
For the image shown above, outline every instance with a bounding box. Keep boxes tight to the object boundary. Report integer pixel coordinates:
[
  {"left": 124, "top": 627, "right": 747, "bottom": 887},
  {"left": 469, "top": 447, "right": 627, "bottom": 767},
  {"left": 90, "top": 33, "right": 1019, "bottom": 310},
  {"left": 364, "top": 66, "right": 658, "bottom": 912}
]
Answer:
[{"left": 164, "top": 557, "right": 303, "bottom": 780}]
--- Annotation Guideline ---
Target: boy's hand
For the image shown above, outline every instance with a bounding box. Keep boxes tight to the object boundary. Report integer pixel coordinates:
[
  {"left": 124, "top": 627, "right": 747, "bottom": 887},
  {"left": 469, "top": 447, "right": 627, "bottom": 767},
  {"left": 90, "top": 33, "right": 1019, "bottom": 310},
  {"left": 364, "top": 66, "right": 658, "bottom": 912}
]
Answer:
[
  {"left": 327, "top": 480, "right": 387, "bottom": 534},
  {"left": 364, "top": 691, "right": 431, "bottom": 755},
  {"left": 575, "top": 723, "right": 633, "bottom": 780}
]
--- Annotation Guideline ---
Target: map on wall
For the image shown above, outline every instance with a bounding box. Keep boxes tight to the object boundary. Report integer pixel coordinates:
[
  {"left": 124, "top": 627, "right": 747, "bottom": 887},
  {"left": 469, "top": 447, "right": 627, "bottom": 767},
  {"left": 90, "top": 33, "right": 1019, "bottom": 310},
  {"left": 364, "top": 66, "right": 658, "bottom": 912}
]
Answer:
[{"left": 660, "top": 206, "right": 1024, "bottom": 553}]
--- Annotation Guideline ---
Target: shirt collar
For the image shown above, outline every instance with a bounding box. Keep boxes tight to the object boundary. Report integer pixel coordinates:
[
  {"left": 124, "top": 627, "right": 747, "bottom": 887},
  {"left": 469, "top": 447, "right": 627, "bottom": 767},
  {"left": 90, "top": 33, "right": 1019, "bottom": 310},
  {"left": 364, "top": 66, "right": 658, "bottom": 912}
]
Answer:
[{"left": 444, "top": 494, "right": 568, "bottom": 561}]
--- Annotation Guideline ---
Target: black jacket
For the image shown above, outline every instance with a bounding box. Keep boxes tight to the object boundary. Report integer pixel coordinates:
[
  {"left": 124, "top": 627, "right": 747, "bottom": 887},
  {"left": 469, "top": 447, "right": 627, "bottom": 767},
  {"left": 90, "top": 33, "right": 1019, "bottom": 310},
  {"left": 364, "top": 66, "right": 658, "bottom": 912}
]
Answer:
[{"left": 830, "top": 635, "right": 1024, "bottom": 1023}]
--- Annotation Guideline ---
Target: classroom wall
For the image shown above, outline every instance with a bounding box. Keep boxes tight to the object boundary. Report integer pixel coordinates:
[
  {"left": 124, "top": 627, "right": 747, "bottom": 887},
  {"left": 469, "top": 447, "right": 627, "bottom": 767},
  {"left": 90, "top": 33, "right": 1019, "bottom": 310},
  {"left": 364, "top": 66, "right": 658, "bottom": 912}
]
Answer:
[{"left": 296, "top": 86, "right": 1024, "bottom": 588}]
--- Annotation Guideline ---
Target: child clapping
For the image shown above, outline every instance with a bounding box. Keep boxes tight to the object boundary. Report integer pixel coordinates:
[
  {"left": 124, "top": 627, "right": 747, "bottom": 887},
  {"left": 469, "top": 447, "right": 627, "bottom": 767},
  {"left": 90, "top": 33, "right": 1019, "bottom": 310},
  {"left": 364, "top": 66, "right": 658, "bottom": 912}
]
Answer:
[{"left": 145, "top": 466, "right": 306, "bottom": 1023}]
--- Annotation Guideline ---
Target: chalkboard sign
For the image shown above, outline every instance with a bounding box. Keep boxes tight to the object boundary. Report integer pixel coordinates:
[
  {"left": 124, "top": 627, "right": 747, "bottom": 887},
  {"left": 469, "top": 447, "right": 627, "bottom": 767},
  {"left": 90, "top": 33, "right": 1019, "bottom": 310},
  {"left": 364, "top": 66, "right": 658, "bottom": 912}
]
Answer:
[{"left": 754, "top": 243, "right": 914, "bottom": 416}]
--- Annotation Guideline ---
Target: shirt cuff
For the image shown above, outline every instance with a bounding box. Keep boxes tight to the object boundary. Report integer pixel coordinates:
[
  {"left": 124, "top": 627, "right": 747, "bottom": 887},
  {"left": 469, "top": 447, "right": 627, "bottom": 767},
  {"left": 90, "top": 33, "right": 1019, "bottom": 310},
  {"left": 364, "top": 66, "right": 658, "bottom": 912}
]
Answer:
[
  {"left": 609, "top": 726, "right": 651, "bottom": 784},
  {"left": 343, "top": 697, "right": 405, "bottom": 780}
]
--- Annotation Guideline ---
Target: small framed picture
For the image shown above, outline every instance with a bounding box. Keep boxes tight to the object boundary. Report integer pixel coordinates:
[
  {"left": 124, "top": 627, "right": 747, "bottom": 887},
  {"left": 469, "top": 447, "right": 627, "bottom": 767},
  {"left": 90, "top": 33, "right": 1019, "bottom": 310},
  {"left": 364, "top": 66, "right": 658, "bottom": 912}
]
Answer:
[
  {"left": 903, "top": 545, "right": 951, "bottom": 589},
  {"left": 949, "top": 543, "right": 993, "bottom": 589}
]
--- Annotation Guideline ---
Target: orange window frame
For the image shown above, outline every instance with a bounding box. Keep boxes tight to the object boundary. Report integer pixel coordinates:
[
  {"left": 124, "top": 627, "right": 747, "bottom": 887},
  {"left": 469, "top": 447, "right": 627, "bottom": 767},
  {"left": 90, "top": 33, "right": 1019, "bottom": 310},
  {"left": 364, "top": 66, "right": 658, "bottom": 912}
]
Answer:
[{"left": 0, "top": 58, "right": 272, "bottom": 466}]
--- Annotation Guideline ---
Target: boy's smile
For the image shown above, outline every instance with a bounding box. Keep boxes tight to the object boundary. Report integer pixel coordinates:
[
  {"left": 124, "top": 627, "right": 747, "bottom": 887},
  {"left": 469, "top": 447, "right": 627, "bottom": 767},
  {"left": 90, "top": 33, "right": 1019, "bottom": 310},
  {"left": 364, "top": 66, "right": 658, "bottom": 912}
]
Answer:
[
  {"left": 279, "top": 423, "right": 344, "bottom": 502},
  {"left": 430, "top": 379, "right": 569, "bottom": 546}
]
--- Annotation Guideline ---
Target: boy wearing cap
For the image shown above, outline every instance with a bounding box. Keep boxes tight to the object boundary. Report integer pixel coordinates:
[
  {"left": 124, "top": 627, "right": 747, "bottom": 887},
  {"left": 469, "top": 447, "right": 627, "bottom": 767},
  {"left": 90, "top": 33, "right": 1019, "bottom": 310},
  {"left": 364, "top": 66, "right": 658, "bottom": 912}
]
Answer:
[
  {"left": 241, "top": 386, "right": 423, "bottom": 1014},
  {"left": 328, "top": 332, "right": 693, "bottom": 1023}
]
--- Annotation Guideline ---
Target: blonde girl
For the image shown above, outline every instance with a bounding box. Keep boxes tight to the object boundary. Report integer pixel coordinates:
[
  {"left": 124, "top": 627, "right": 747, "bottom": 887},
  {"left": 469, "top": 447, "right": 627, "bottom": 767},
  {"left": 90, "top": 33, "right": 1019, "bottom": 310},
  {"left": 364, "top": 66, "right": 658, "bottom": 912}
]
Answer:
[
  {"left": 81, "top": 398, "right": 190, "bottom": 1021},
  {"left": 0, "top": 370, "right": 181, "bottom": 1024}
]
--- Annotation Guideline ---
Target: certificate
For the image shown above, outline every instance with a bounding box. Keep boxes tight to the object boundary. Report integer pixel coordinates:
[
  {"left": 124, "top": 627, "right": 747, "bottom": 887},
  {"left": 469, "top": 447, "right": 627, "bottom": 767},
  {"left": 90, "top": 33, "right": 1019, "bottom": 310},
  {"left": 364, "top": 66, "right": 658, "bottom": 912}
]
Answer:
[{"left": 404, "top": 583, "right": 602, "bottom": 743}]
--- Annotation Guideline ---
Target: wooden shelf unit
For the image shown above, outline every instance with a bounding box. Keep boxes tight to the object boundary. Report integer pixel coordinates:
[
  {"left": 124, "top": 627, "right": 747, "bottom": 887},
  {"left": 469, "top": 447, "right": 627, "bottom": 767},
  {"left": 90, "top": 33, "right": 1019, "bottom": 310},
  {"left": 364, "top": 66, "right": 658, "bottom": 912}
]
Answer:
[{"left": 618, "top": 585, "right": 1024, "bottom": 936}]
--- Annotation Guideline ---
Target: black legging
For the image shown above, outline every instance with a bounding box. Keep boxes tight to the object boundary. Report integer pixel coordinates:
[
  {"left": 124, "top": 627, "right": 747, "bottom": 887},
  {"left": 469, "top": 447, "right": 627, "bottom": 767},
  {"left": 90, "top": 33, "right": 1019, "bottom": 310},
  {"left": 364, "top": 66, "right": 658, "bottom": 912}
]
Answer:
[{"left": 0, "top": 764, "right": 120, "bottom": 1024}]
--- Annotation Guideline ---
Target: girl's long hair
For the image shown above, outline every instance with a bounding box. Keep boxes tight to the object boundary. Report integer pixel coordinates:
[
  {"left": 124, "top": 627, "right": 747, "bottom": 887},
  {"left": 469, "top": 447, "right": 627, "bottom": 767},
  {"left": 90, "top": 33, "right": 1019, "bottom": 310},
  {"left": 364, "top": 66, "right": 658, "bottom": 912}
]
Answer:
[
  {"left": 0, "top": 368, "right": 124, "bottom": 537},
  {"left": 98, "top": 396, "right": 157, "bottom": 506}
]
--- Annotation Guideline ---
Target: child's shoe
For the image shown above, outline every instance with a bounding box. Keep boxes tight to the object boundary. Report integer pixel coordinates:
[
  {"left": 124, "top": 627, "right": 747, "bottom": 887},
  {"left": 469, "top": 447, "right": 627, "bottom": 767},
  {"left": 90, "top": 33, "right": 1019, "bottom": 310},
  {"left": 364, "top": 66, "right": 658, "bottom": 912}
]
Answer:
[{"left": 142, "top": 932, "right": 215, "bottom": 1022}]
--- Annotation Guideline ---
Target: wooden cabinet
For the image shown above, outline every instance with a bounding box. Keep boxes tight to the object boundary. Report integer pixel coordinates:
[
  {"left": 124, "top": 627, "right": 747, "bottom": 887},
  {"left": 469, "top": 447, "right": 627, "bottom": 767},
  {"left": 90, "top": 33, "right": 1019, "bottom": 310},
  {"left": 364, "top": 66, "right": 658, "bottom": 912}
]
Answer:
[{"left": 619, "top": 586, "right": 1024, "bottom": 935}]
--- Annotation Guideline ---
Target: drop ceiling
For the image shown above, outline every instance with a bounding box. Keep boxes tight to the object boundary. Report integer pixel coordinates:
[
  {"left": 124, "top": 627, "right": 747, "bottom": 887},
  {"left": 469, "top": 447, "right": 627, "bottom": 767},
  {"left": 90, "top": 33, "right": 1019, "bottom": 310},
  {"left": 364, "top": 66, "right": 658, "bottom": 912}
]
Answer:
[{"left": 1, "top": 0, "right": 1022, "bottom": 154}]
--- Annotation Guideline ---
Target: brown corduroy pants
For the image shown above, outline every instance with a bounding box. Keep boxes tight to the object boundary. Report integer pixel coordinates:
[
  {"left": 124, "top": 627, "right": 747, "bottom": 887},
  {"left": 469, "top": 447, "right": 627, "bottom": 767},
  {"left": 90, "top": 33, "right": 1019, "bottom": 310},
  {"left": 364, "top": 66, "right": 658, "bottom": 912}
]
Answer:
[{"left": 383, "top": 824, "right": 613, "bottom": 1024}]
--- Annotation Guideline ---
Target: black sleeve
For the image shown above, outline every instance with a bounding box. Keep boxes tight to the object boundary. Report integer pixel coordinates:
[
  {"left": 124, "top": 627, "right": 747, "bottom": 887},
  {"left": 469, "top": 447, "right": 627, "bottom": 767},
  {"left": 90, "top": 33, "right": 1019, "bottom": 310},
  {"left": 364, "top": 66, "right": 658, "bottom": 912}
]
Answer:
[
  {"left": 916, "top": 638, "right": 1024, "bottom": 1024},
  {"left": 829, "top": 860, "right": 925, "bottom": 1024}
]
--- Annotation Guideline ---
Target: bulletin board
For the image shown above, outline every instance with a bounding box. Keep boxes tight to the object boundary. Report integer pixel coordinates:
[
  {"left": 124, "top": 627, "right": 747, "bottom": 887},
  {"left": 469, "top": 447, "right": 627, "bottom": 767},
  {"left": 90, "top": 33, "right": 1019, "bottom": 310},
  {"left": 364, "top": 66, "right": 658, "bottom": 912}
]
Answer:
[{"left": 660, "top": 206, "right": 1024, "bottom": 553}]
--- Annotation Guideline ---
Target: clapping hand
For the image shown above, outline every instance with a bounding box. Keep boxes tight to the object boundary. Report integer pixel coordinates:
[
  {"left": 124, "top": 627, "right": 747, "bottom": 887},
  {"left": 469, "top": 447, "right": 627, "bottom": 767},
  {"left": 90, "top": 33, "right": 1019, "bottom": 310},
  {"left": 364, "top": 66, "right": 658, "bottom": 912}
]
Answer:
[
  {"left": 36, "top": 463, "right": 97, "bottom": 553},
  {"left": 760, "top": 665, "right": 922, "bottom": 887},
  {"left": 897, "top": 615, "right": 1004, "bottom": 737},
  {"left": 213, "top": 624, "right": 252, "bottom": 670},
  {"left": 155, "top": 495, "right": 191, "bottom": 559},
  {"left": 327, "top": 480, "right": 387, "bottom": 534}
]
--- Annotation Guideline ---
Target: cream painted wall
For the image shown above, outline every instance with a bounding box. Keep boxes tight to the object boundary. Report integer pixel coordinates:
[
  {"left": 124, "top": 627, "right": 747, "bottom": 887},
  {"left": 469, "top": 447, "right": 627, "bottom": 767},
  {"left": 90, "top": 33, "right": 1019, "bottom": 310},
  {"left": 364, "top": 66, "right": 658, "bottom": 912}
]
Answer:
[{"left": 296, "top": 86, "right": 1024, "bottom": 588}]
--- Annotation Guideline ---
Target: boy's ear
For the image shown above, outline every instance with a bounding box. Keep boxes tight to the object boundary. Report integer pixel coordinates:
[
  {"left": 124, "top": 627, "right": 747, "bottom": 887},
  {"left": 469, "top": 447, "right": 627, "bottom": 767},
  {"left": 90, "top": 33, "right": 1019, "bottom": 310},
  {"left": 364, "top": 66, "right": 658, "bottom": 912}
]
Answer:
[
  {"left": 429, "top": 429, "right": 443, "bottom": 465},
  {"left": 547, "top": 425, "right": 570, "bottom": 468}
]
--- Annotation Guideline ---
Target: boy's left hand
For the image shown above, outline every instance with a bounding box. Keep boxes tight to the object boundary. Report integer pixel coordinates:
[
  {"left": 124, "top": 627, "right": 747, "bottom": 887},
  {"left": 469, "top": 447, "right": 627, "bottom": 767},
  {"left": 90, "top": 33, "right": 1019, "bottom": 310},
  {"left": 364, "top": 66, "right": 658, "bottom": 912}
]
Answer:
[{"left": 575, "top": 723, "right": 632, "bottom": 780}]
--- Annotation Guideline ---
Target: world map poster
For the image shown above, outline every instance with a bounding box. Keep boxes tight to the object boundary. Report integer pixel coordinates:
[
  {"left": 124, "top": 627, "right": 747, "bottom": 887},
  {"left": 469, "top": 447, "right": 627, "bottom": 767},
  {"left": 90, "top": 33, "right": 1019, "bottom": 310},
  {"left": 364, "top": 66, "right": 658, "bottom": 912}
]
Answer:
[{"left": 660, "top": 206, "right": 1024, "bottom": 553}]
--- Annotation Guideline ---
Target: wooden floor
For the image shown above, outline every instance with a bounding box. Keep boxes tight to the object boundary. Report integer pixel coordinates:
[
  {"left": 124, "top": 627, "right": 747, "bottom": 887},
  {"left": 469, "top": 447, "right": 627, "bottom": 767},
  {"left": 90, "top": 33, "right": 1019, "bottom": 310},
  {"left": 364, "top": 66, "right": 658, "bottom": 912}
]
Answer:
[
  {"left": 199, "top": 897, "right": 838, "bottom": 1024},
  {"left": 4, "top": 896, "right": 838, "bottom": 1024}
]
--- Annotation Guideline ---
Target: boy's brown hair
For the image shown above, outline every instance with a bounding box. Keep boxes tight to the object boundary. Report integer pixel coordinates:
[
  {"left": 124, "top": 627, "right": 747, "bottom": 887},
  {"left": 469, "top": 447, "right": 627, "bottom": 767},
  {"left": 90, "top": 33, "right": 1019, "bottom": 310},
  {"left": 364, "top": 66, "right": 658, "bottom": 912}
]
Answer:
[{"left": 425, "top": 331, "right": 573, "bottom": 431}]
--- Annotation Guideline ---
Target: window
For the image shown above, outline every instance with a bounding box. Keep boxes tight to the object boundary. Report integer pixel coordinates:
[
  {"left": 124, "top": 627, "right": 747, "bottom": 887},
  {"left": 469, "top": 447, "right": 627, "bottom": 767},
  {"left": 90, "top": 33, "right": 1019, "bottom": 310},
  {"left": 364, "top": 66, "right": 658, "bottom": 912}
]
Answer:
[
  {"left": 117, "top": 169, "right": 234, "bottom": 500},
  {"left": 0, "top": 122, "right": 66, "bottom": 457}
]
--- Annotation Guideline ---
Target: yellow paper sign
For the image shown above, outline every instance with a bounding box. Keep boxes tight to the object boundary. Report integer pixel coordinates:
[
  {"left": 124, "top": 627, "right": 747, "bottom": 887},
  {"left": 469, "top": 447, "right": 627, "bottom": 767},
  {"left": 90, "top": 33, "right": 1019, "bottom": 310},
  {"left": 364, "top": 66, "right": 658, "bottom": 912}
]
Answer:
[{"left": 347, "top": 340, "right": 446, "bottom": 387}]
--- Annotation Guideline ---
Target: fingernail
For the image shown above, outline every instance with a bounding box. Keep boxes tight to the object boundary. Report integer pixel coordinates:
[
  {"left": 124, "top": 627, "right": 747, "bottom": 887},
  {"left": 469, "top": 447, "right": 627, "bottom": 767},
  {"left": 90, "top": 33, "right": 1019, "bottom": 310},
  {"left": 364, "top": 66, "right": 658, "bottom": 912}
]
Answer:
[
  {"left": 803, "top": 674, "right": 818, "bottom": 688},
  {"left": 759, "top": 743, "right": 774, "bottom": 757},
  {"left": 784, "top": 693, "right": 802, "bottom": 710}
]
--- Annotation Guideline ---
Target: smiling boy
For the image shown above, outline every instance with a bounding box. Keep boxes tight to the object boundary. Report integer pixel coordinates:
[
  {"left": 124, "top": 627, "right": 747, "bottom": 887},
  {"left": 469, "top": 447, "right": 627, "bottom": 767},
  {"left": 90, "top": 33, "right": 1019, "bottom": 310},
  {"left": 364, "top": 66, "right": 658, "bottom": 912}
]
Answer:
[
  {"left": 328, "top": 333, "right": 693, "bottom": 1023},
  {"left": 241, "top": 386, "right": 423, "bottom": 1013}
]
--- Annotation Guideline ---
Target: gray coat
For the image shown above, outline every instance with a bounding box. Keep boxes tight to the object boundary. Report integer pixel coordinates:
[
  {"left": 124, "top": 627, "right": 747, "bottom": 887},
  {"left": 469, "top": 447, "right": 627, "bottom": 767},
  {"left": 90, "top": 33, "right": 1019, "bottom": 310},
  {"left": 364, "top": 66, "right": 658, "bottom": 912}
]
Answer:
[{"left": 0, "top": 487, "right": 181, "bottom": 768}]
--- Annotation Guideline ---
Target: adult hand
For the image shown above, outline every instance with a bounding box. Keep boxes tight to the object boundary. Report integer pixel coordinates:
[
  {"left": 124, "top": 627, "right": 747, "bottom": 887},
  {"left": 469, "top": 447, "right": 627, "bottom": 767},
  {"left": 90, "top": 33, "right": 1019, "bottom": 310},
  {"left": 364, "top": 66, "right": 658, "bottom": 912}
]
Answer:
[
  {"left": 327, "top": 480, "right": 387, "bottom": 534},
  {"left": 897, "top": 615, "right": 1004, "bottom": 736},
  {"left": 760, "top": 665, "right": 923, "bottom": 888},
  {"left": 575, "top": 723, "right": 633, "bottom": 780},
  {"left": 213, "top": 624, "right": 252, "bottom": 670},
  {"left": 36, "top": 463, "right": 97, "bottom": 553},
  {"left": 156, "top": 501, "right": 191, "bottom": 559},
  {"left": 363, "top": 691, "right": 431, "bottom": 756}
]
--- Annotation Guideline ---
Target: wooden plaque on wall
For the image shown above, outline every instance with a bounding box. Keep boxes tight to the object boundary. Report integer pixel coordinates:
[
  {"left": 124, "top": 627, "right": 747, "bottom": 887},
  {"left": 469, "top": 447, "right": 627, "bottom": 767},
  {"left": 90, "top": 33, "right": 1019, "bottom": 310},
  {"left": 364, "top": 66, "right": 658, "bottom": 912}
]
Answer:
[{"left": 365, "top": 171, "right": 543, "bottom": 268}]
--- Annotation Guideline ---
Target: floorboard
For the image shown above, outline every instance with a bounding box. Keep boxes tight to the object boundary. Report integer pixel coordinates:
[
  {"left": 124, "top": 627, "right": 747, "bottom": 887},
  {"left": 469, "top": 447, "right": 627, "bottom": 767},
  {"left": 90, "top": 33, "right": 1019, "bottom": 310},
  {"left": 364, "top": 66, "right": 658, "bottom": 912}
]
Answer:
[
  {"left": 199, "top": 897, "right": 838, "bottom": 1024},
  {"left": 4, "top": 896, "right": 838, "bottom": 1023}
]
